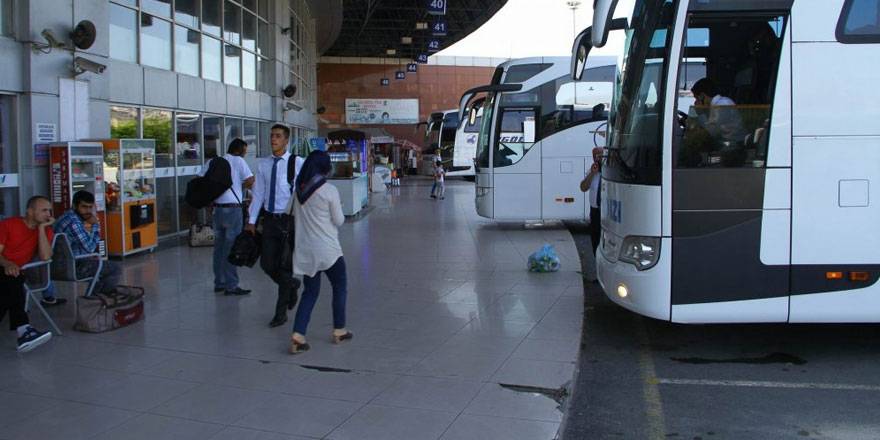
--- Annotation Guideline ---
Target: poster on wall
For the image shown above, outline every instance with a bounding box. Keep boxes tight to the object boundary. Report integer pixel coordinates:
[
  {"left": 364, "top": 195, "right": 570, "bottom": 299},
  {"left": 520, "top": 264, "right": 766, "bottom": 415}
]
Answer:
[{"left": 345, "top": 99, "right": 419, "bottom": 124}]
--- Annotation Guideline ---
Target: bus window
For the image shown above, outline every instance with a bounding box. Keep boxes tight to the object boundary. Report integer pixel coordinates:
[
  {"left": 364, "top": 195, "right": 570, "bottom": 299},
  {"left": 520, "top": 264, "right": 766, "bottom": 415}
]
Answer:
[
  {"left": 837, "top": 0, "right": 880, "bottom": 43},
  {"left": 494, "top": 108, "right": 536, "bottom": 168},
  {"left": 503, "top": 63, "right": 552, "bottom": 83},
  {"left": 540, "top": 66, "right": 615, "bottom": 141},
  {"left": 676, "top": 15, "right": 785, "bottom": 169}
]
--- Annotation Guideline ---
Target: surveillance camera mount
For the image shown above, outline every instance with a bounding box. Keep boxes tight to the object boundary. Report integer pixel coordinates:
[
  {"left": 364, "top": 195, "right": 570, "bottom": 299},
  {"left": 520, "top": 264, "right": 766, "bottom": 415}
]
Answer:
[{"left": 32, "top": 28, "right": 67, "bottom": 54}]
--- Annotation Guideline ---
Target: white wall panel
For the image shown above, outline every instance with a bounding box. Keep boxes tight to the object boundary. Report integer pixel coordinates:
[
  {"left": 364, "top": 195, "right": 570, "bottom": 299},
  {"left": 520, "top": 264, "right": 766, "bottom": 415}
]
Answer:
[
  {"left": 178, "top": 75, "right": 205, "bottom": 112},
  {"left": 144, "top": 68, "right": 178, "bottom": 108},
  {"left": 108, "top": 60, "right": 143, "bottom": 104},
  {"left": 205, "top": 80, "right": 226, "bottom": 114}
]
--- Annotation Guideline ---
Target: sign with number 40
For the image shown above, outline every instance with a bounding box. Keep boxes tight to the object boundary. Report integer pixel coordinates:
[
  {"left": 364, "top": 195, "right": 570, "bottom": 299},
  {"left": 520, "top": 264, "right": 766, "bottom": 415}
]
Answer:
[{"left": 428, "top": 0, "right": 446, "bottom": 15}]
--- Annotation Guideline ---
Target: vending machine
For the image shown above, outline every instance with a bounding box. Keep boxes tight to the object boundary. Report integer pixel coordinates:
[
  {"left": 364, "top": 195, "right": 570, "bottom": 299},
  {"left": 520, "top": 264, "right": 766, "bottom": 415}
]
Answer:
[
  {"left": 97, "top": 139, "right": 158, "bottom": 257},
  {"left": 49, "top": 142, "right": 107, "bottom": 255}
]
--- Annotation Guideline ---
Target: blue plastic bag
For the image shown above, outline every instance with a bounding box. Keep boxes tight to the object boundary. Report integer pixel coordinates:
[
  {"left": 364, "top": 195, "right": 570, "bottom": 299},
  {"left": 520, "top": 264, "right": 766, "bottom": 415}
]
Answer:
[{"left": 528, "top": 244, "right": 561, "bottom": 272}]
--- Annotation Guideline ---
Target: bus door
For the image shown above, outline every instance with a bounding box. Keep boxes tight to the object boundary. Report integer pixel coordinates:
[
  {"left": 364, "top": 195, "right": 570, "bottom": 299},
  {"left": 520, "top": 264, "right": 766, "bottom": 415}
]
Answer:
[
  {"left": 492, "top": 106, "right": 539, "bottom": 220},
  {"left": 670, "top": 9, "right": 791, "bottom": 321}
]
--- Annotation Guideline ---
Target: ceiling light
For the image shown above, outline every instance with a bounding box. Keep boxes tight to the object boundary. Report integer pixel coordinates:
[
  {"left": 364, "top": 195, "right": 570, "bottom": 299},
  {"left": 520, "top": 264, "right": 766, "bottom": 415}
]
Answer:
[
  {"left": 386, "top": 49, "right": 396, "bottom": 55},
  {"left": 401, "top": 36, "right": 412, "bottom": 44},
  {"left": 415, "top": 22, "right": 428, "bottom": 30}
]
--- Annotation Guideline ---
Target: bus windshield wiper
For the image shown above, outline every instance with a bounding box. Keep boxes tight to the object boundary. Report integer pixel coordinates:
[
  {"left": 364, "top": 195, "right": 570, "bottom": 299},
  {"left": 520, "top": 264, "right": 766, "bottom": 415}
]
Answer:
[{"left": 604, "top": 146, "right": 636, "bottom": 181}]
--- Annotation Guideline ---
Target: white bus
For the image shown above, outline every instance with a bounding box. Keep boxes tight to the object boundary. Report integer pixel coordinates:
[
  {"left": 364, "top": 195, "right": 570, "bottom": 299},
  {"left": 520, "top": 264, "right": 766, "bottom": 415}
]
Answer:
[
  {"left": 573, "top": 0, "right": 880, "bottom": 323},
  {"left": 418, "top": 110, "right": 475, "bottom": 178},
  {"left": 459, "top": 56, "right": 616, "bottom": 221}
]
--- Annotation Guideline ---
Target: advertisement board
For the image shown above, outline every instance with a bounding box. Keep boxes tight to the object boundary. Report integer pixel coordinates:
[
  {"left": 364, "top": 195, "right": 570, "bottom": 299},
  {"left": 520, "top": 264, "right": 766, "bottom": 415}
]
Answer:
[{"left": 345, "top": 99, "right": 419, "bottom": 124}]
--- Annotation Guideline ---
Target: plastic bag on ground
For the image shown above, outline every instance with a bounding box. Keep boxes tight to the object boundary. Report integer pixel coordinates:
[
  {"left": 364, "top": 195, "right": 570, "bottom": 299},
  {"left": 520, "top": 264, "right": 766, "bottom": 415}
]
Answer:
[{"left": 528, "top": 244, "right": 561, "bottom": 272}]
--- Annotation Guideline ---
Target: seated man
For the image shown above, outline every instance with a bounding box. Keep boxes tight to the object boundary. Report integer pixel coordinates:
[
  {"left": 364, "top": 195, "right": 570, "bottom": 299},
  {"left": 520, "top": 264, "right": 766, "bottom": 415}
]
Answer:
[
  {"left": 0, "top": 196, "right": 54, "bottom": 352},
  {"left": 690, "top": 78, "right": 748, "bottom": 145},
  {"left": 53, "top": 191, "right": 122, "bottom": 294}
]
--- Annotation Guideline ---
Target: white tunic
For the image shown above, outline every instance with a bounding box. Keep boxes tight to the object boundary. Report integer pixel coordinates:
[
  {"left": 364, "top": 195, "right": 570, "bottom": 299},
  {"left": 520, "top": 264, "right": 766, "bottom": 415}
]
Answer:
[{"left": 289, "top": 183, "right": 345, "bottom": 277}]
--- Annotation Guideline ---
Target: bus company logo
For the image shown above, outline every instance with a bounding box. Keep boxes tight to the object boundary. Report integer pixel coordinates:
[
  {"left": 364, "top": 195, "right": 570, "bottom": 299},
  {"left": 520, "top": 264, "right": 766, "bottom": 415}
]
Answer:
[
  {"left": 607, "top": 198, "right": 622, "bottom": 223},
  {"left": 466, "top": 134, "right": 477, "bottom": 144},
  {"left": 500, "top": 136, "right": 524, "bottom": 142}
]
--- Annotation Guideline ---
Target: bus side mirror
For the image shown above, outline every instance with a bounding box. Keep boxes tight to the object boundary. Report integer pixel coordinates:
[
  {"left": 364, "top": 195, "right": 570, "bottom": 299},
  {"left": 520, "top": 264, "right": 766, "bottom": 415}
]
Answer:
[{"left": 571, "top": 26, "right": 593, "bottom": 81}]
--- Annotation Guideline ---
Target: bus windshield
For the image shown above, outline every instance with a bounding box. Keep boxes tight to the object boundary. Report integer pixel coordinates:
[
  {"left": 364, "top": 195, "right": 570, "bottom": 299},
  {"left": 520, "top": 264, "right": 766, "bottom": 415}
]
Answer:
[
  {"left": 605, "top": 0, "right": 677, "bottom": 185},
  {"left": 476, "top": 93, "right": 497, "bottom": 168}
]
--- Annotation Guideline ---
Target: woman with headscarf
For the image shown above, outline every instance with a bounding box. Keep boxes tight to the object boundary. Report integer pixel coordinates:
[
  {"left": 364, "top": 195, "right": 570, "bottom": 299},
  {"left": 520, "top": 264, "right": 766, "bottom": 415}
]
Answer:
[{"left": 285, "top": 150, "right": 352, "bottom": 354}]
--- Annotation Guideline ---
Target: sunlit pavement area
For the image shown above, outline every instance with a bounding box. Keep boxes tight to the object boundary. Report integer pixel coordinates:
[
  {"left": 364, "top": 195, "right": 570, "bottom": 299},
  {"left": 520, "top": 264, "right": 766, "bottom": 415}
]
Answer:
[{"left": 0, "top": 178, "right": 585, "bottom": 440}]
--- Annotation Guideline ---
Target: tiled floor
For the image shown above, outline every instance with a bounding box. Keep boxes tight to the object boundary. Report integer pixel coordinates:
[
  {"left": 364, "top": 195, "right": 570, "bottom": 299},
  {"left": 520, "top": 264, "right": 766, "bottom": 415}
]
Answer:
[{"left": 0, "top": 179, "right": 584, "bottom": 440}]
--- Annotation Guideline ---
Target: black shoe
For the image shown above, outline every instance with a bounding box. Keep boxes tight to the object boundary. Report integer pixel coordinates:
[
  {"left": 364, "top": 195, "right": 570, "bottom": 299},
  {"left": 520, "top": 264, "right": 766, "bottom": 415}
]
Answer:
[
  {"left": 17, "top": 327, "right": 52, "bottom": 352},
  {"left": 225, "top": 287, "right": 251, "bottom": 296},
  {"left": 268, "top": 315, "right": 288, "bottom": 328},
  {"left": 40, "top": 297, "right": 67, "bottom": 308},
  {"left": 213, "top": 287, "right": 225, "bottom": 293}
]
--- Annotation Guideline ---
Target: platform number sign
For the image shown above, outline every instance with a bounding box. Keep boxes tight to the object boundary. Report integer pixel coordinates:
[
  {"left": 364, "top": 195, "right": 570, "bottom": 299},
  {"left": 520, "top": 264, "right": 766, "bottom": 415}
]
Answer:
[
  {"left": 428, "top": 0, "right": 446, "bottom": 15},
  {"left": 407, "top": 63, "right": 418, "bottom": 73},
  {"left": 427, "top": 38, "right": 441, "bottom": 53},
  {"left": 380, "top": 78, "right": 390, "bottom": 86},
  {"left": 416, "top": 53, "right": 429, "bottom": 64},
  {"left": 395, "top": 71, "right": 406, "bottom": 80},
  {"left": 432, "top": 19, "right": 447, "bottom": 36}
]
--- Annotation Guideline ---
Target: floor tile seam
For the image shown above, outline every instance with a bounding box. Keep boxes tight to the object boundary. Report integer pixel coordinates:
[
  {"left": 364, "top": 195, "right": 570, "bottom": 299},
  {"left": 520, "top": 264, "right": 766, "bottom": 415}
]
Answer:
[
  {"left": 0, "top": 393, "right": 66, "bottom": 430},
  {"left": 461, "top": 405, "right": 565, "bottom": 424},
  {"left": 307, "top": 400, "right": 370, "bottom": 440},
  {"left": 135, "top": 367, "right": 322, "bottom": 397},
  {"left": 118, "top": 410, "right": 239, "bottom": 436},
  {"left": 15, "top": 396, "right": 141, "bottom": 440},
  {"left": 85, "top": 413, "right": 229, "bottom": 440}
]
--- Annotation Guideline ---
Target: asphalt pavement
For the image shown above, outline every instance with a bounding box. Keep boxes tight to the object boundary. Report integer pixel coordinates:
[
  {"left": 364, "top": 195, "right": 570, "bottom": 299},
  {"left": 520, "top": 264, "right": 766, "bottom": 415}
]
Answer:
[{"left": 562, "top": 222, "right": 880, "bottom": 440}]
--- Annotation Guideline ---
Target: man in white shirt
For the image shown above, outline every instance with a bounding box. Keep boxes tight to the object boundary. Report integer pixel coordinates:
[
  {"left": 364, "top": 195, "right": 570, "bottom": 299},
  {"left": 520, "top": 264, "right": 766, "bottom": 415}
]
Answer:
[
  {"left": 690, "top": 78, "right": 747, "bottom": 145},
  {"left": 245, "top": 124, "right": 304, "bottom": 327},
  {"left": 580, "top": 147, "right": 603, "bottom": 259},
  {"left": 200, "top": 138, "right": 254, "bottom": 295}
]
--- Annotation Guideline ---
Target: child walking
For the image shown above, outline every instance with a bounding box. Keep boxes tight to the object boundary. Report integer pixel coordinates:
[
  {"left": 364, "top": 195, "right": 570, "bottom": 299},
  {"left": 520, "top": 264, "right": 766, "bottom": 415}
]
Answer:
[{"left": 434, "top": 160, "right": 445, "bottom": 200}]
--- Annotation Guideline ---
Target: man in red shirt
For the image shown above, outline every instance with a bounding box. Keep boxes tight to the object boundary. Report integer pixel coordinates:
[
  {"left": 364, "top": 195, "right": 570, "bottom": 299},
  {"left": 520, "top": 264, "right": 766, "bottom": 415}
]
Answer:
[{"left": 0, "top": 196, "right": 55, "bottom": 352}]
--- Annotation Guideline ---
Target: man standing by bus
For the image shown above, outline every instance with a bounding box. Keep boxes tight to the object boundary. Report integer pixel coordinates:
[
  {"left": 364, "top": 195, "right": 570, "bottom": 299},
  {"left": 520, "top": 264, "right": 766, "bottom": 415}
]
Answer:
[{"left": 580, "top": 147, "right": 603, "bottom": 259}]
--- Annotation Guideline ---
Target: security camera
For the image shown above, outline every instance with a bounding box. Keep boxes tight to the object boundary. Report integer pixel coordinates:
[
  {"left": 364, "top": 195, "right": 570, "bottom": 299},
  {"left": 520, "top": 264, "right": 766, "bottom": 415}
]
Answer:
[
  {"left": 41, "top": 29, "right": 67, "bottom": 48},
  {"left": 73, "top": 56, "right": 107, "bottom": 76}
]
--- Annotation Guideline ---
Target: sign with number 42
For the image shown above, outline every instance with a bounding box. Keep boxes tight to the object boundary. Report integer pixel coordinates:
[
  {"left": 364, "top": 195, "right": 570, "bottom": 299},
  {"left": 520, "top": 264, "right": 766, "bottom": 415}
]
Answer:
[
  {"left": 428, "top": 38, "right": 441, "bottom": 52},
  {"left": 428, "top": 0, "right": 446, "bottom": 15}
]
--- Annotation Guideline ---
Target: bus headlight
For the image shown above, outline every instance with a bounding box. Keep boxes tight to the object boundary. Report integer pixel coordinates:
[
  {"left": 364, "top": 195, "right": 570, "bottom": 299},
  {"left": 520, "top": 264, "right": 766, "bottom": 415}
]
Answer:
[{"left": 619, "top": 236, "right": 661, "bottom": 271}]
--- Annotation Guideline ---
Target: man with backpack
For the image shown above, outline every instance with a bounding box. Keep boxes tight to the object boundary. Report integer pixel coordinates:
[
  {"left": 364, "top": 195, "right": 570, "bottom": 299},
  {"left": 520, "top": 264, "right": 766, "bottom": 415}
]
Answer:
[{"left": 198, "top": 138, "right": 254, "bottom": 295}]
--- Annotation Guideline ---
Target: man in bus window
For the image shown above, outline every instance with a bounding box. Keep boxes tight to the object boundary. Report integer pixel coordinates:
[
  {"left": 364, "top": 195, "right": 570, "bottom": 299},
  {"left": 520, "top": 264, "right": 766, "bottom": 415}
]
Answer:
[{"left": 690, "top": 78, "right": 747, "bottom": 145}]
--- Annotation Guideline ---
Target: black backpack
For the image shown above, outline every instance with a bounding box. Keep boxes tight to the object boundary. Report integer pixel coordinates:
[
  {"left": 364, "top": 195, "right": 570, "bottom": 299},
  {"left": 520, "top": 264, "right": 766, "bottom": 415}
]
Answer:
[{"left": 185, "top": 157, "right": 233, "bottom": 209}]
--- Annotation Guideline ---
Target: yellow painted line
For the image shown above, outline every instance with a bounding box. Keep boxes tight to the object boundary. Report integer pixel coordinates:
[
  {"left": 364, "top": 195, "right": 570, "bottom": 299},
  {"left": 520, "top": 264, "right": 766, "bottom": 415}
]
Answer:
[
  {"left": 634, "top": 317, "right": 667, "bottom": 440},
  {"left": 657, "top": 378, "right": 880, "bottom": 392}
]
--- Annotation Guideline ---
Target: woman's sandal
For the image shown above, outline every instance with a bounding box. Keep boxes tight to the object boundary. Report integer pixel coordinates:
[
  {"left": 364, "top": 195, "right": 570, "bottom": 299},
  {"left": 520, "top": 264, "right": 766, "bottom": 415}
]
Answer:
[
  {"left": 333, "top": 331, "right": 353, "bottom": 344},
  {"left": 289, "top": 339, "right": 310, "bottom": 354}
]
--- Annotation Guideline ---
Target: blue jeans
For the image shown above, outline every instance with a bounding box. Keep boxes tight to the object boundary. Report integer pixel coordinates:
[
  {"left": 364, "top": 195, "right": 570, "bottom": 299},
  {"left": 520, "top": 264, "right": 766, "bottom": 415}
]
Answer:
[
  {"left": 292, "top": 257, "right": 347, "bottom": 336},
  {"left": 212, "top": 206, "right": 243, "bottom": 290}
]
